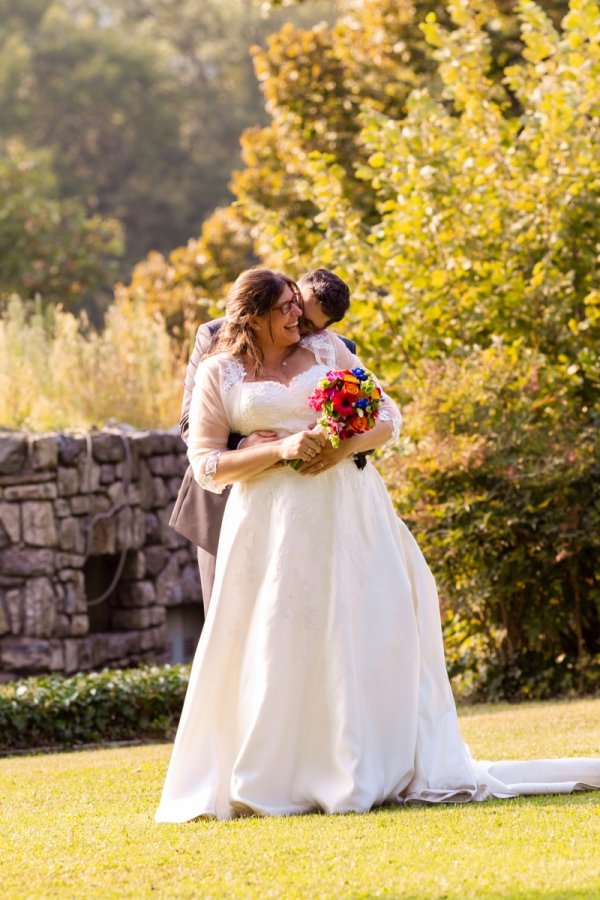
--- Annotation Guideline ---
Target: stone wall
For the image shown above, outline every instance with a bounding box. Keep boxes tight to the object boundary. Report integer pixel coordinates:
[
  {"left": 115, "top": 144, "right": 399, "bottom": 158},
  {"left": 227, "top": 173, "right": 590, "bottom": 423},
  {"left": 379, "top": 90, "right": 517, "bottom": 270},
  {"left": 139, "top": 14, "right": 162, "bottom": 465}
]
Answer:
[{"left": 0, "top": 429, "right": 201, "bottom": 681}]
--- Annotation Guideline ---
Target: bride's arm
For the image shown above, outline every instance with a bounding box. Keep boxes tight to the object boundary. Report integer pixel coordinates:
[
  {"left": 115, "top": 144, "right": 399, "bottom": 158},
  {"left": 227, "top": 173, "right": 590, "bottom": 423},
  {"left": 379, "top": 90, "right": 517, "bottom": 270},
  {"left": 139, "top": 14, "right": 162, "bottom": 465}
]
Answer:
[
  {"left": 188, "top": 358, "right": 326, "bottom": 492},
  {"left": 300, "top": 333, "right": 401, "bottom": 474}
]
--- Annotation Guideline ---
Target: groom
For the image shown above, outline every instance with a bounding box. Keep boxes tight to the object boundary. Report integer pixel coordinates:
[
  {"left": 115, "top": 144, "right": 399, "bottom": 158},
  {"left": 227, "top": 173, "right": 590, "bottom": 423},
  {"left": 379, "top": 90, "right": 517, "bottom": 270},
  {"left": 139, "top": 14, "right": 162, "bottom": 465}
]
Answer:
[{"left": 170, "top": 268, "right": 356, "bottom": 613}]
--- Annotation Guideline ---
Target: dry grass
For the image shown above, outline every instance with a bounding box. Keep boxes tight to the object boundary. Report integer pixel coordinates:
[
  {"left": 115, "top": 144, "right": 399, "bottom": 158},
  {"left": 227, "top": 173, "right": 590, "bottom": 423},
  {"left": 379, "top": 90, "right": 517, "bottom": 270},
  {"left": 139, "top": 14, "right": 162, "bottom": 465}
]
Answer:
[{"left": 0, "top": 296, "right": 185, "bottom": 431}]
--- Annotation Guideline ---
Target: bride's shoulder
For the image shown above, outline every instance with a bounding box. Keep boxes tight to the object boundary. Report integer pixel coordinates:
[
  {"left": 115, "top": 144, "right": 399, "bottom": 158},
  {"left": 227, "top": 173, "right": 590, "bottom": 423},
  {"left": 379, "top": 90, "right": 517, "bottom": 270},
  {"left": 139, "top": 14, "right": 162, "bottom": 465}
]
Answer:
[
  {"left": 196, "top": 353, "right": 246, "bottom": 388},
  {"left": 299, "top": 330, "right": 338, "bottom": 363}
]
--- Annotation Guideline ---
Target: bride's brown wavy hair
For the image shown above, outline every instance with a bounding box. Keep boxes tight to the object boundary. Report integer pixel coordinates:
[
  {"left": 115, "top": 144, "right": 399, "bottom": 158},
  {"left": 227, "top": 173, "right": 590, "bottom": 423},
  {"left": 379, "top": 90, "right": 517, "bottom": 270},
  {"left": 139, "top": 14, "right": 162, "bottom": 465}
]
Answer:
[{"left": 211, "top": 268, "right": 301, "bottom": 371}]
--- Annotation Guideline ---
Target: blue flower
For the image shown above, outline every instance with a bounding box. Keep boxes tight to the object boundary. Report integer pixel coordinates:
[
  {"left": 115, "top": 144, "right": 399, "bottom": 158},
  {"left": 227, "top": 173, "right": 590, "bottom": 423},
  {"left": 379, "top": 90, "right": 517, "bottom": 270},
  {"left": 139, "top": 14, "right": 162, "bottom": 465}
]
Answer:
[
  {"left": 355, "top": 398, "right": 370, "bottom": 410},
  {"left": 351, "top": 367, "right": 368, "bottom": 381}
]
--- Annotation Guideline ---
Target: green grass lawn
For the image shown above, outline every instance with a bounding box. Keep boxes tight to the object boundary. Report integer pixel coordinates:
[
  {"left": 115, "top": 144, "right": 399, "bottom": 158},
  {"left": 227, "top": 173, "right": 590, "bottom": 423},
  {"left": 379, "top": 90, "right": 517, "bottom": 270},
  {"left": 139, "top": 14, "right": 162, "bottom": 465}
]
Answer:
[{"left": 1, "top": 699, "right": 599, "bottom": 899}]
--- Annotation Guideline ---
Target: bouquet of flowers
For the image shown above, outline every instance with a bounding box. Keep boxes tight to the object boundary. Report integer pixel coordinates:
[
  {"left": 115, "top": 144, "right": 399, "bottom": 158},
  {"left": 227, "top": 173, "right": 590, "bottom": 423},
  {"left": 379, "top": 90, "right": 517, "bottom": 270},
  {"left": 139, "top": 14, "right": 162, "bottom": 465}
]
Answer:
[{"left": 289, "top": 367, "right": 383, "bottom": 469}]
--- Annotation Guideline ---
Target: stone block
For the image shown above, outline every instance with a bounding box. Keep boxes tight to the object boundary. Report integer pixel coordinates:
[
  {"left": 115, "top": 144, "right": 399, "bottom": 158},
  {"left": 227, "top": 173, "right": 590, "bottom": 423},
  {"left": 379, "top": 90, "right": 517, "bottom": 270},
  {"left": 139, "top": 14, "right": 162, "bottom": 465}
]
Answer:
[
  {"left": 138, "top": 461, "right": 155, "bottom": 510},
  {"left": 139, "top": 628, "right": 155, "bottom": 651},
  {"left": 76, "top": 636, "right": 95, "bottom": 671},
  {"left": 24, "top": 577, "right": 57, "bottom": 637},
  {"left": 145, "top": 545, "right": 167, "bottom": 577},
  {"left": 88, "top": 517, "right": 116, "bottom": 555},
  {"left": 167, "top": 477, "right": 183, "bottom": 500},
  {"left": 22, "top": 502, "right": 57, "bottom": 547},
  {"left": 116, "top": 506, "right": 133, "bottom": 549},
  {"left": 58, "top": 467, "right": 79, "bottom": 497},
  {"left": 125, "top": 484, "right": 140, "bottom": 506},
  {"left": 151, "top": 622, "right": 169, "bottom": 649},
  {"left": 0, "top": 636, "right": 55, "bottom": 672},
  {"left": 70, "top": 614, "right": 89, "bottom": 636},
  {"left": 155, "top": 556, "right": 183, "bottom": 607},
  {"left": 148, "top": 455, "right": 187, "bottom": 477},
  {"left": 0, "top": 548, "right": 54, "bottom": 577},
  {"left": 112, "top": 607, "right": 152, "bottom": 630},
  {"left": 92, "top": 494, "right": 112, "bottom": 514},
  {"left": 100, "top": 464, "right": 117, "bottom": 485},
  {"left": 0, "top": 503, "right": 20, "bottom": 543},
  {"left": 3, "top": 589, "right": 22, "bottom": 634},
  {"left": 92, "top": 433, "right": 125, "bottom": 463},
  {"left": 122, "top": 551, "right": 146, "bottom": 580},
  {"left": 151, "top": 477, "right": 169, "bottom": 508},
  {"left": 107, "top": 481, "right": 126, "bottom": 509},
  {"left": 57, "top": 435, "right": 85, "bottom": 465},
  {"left": 3, "top": 482, "right": 57, "bottom": 500},
  {"left": 30, "top": 435, "right": 58, "bottom": 471},
  {"left": 56, "top": 553, "right": 86, "bottom": 570},
  {"left": 78, "top": 459, "right": 101, "bottom": 493},
  {"left": 0, "top": 597, "right": 9, "bottom": 634},
  {"left": 58, "top": 517, "right": 86, "bottom": 554},
  {"left": 49, "top": 642, "right": 64, "bottom": 670},
  {"left": 144, "top": 512, "right": 160, "bottom": 543},
  {"left": 151, "top": 431, "right": 181, "bottom": 455},
  {"left": 117, "top": 580, "right": 155, "bottom": 608},
  {"left": 131, "top": 508, "right": 146, "bottom": 549},
  {"left": 54, "top": 499, "right": 71, "bottom": 518},
  {"left": 181, "top": 564, "right": 202, "bottom": 603},
  {"left": 64, "top": 638, "right": 79, "bottom": 674},
  {"left": 157, "top": 508, "right": 185, "bottom": 549},
  {"left": 149, "top": 606, "right": 166, "bottom": 626},
  {"left": 129, "top": 431, "right": 154, "bottom": 458},
  {"left": 69, "top": 495, "right": 92, "bottom": 515},
  {"left": 63, "top": 580, "right": 87, "bottom": 614},
  {"left": 54, "top": 614, "right": 71, "bottom": 638},
  {"left": 0, "top": 434, "right": 27, "bottom": 475}
]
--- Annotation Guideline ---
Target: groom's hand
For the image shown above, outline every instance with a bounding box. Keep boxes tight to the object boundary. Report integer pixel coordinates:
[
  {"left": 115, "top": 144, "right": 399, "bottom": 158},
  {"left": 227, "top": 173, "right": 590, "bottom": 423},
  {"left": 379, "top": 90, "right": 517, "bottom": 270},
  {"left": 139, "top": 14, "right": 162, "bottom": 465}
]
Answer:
[
  {"left": 240, "top": 430, "right": 280, "bottom": 448},
  {"left": 298, "top": 441, "right": 351, "bottom": 475}
]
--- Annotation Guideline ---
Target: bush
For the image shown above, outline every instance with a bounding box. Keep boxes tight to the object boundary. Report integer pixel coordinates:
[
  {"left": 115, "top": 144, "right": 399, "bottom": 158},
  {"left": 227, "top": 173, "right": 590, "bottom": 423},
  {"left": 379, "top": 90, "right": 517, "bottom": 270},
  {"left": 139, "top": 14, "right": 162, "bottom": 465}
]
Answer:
[
  {"left": 380, "top": 344, "right": 600, "bottom": 701},
  {"left": 0, "top": 665, "right": 190, "bottom": 752},
  {"left": 0, "top": 295, "right": 186, "bottom": 430}
]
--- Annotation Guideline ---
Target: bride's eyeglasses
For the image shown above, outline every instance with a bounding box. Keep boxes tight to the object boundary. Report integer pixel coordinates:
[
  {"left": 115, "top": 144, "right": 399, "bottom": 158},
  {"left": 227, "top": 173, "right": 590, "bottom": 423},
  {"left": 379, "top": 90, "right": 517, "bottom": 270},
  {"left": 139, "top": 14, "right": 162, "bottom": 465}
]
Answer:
[{"left": 272, "top": 294, "right": 304, "bottom": 316}]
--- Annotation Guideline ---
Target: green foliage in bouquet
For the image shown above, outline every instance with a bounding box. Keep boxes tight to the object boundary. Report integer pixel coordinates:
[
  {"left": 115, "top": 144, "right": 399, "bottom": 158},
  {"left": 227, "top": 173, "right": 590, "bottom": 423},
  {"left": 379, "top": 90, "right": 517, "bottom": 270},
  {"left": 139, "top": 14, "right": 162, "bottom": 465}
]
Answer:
[{"left": 0, "top": 665, "right": 190, "bottom": 752}]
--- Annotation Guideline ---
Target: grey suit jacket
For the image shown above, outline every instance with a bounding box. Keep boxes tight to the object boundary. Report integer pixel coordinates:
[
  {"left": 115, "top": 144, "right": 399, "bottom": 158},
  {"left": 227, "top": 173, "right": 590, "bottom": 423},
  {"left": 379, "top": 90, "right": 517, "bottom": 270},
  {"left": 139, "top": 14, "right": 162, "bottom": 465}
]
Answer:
[{"left": 169, "top": 320, "right": 357, "bottom": 552}]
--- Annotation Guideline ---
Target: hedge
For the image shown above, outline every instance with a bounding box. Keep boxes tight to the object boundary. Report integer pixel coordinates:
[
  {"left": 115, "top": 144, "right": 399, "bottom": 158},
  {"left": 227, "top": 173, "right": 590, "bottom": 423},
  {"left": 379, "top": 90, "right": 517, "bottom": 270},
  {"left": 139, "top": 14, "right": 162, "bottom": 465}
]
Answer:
[{"left": 0, "top": 664, "right": 190, "bottom": 752}]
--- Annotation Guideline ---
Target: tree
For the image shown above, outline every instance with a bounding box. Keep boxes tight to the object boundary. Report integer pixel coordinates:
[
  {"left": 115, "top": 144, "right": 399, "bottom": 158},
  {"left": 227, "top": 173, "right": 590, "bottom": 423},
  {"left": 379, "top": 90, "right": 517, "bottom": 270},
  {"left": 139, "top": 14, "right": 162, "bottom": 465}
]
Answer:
[
  {"left": 0, "top": 0, "right": 337, "bottom": 271},
  {"left": 0, "top": 141, "right": 123, "bottom": 312},
  {"left": 300, "top": 0, "right": 599, "bottom": 697}
]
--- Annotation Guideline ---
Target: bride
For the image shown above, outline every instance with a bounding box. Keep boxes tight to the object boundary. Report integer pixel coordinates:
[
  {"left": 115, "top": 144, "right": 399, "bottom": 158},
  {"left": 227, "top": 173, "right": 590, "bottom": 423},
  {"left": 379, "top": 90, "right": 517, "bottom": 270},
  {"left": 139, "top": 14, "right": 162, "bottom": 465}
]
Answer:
[{"left": 156, "top": 268, "right": 599, "bottom": 822}]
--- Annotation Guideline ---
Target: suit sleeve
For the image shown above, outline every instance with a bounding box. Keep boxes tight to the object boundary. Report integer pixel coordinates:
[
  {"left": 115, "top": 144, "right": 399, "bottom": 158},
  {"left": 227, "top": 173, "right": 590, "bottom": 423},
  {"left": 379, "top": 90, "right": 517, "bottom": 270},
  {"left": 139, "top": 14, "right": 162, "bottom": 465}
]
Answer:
[{"left": 180, "top": 323, "right": 215, "bottom": 445}]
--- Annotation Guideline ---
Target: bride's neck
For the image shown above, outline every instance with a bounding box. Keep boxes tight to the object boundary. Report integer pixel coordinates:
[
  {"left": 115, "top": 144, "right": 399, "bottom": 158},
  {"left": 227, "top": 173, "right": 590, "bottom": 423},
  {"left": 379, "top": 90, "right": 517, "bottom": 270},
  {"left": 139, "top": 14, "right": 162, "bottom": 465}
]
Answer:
[{"left": 258, "top": 345, "right": 297, "bottom": 372}]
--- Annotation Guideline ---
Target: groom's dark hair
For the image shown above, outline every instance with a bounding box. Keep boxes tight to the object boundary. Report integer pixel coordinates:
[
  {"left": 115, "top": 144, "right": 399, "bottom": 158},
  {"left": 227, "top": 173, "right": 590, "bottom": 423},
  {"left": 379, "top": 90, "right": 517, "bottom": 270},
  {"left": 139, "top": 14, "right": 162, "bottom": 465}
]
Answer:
[{"left": 298, "top": 269, "right": 350, "bottom": 325}]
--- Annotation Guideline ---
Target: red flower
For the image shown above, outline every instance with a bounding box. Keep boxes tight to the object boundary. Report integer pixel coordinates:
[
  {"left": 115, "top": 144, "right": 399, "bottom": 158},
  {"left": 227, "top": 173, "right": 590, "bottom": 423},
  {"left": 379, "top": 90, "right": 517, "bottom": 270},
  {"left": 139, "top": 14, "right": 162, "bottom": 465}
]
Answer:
[{"left": 332, "top": 394, "right": 355, "bottom": 417}]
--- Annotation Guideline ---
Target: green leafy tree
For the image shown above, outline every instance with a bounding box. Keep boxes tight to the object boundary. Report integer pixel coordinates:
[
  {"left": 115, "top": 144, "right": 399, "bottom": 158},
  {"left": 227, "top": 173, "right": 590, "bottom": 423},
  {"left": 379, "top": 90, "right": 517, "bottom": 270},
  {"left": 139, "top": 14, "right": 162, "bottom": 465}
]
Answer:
[
  {"left": 0, "top": 141, "right": 123, "bottom": 312},
  {"left": 302, "top": 0, "right": 599, "bottom": 697},
  {"left": 0, "top": 0, "right": 336, "bottom": 271}
]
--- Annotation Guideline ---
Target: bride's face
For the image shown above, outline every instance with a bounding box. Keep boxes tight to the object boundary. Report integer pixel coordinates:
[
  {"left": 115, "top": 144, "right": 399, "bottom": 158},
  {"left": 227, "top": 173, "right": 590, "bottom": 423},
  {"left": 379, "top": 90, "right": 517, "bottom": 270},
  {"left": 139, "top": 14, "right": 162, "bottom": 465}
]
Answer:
[{"left": 253, "top": 285, "right": 303, "bottom": 351}]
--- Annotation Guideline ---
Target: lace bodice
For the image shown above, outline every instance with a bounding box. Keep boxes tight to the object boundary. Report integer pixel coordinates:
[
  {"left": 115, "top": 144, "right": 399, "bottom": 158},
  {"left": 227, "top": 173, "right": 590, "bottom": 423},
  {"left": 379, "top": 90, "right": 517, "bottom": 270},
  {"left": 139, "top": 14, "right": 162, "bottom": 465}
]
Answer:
[
  {"left": 224, "top": 364, "right": 330, "bottom": 435},
  {"left": 187, "top": 331, "right": 401, "bottom": 492}
]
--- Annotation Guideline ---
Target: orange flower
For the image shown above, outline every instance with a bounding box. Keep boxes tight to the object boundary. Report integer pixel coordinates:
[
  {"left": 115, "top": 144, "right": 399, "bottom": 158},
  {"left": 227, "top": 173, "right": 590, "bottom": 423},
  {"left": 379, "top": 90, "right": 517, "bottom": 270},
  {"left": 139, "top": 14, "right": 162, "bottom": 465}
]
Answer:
[
  {"left": 341, "top": 383, "right": 359, "bottom": 398},
  {"left": 342, "top": 373, "right": 360, "bottom": 385},
  {"left": 350, "top": 415, "right": 369, "bottom": 432}
]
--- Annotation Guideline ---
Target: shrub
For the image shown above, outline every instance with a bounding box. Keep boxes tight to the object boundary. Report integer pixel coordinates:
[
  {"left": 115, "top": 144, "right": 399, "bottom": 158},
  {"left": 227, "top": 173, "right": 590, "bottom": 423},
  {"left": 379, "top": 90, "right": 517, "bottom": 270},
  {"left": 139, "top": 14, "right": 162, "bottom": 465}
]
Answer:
[
  {"left": 0, "top": 295, "right": 186, "bottom": 430},
  {"left": 0, "top": 665, "right": 190, "bottom": 752}
]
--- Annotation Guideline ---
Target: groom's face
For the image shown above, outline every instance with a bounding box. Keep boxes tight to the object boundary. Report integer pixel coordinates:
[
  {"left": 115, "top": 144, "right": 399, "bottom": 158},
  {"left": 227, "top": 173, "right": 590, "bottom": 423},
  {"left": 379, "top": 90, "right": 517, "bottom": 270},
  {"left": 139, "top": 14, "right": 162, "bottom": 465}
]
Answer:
[{"left": 298, "top": 288, "right": 332, "bottom": 334}]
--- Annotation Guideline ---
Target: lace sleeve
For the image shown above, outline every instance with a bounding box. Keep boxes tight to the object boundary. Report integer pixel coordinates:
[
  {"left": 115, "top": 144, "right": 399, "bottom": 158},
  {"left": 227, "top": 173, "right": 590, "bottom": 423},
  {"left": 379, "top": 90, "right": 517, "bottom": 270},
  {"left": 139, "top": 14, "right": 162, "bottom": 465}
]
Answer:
[
  {"left": 327, "top": 332, "right": 402, "bottom": 445},
  {"left": 188, "top": 356, "right": 232, "bottom": 494}
]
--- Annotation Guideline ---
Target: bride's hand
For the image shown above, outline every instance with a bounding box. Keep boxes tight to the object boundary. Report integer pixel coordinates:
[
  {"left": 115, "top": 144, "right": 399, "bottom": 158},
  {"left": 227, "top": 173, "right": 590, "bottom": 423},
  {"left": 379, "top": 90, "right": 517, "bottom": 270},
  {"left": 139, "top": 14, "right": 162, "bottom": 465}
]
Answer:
[
  {"left": 278, "top": 428, "right": 327, "bottom": 463},
  {"left": 298, "top": 440, "right": 352, "bottom": 475}
]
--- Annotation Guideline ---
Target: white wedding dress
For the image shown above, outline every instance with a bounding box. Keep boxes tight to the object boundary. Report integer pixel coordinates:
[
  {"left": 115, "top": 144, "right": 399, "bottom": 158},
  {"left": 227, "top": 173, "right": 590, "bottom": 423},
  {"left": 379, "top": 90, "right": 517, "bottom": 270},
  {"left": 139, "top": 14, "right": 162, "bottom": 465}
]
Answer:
[{"left": 156, "top": 332, "right": 600, "bottom": 822}]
